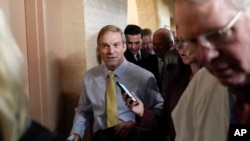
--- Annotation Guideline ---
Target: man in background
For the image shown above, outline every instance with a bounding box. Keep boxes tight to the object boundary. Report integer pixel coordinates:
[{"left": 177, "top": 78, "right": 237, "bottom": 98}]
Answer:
[
  {"left": 124, "top": 24, "right": 160, "bottom": 90},
  {"left": 153, "top": 28, "right": 178, "bottom": 97},
  {"left": 142, "top": 28, "right": 155, "bottom": 54}
]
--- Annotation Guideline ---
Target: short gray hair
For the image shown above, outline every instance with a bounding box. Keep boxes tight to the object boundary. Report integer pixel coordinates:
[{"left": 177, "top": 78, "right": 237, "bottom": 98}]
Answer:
[{"left": 97, "top": 25, "right": 125, "bottom": 46}]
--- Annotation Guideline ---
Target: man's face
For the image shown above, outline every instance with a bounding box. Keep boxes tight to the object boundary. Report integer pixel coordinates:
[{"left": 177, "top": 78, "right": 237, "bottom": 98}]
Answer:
[
  {"left": 153, "top": 34, "right": 171, "bottom": 59},
  {"left": 142, "top": 35, "right": 154, "bottom": 53},
  {"left": 98, "top": 31, "right": 126, "bottom": 71},
  {"left": 175, "top": 0, "right": 250, "bottom": 87},
  {"left": 126, "top": 34, "right": 142, "bottom": 54}
]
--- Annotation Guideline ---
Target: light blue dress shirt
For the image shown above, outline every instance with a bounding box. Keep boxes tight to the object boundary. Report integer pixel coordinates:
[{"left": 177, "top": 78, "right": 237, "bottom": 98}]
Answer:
[{"left": 69, "top": 59, "right": 163, "bottom": 139}]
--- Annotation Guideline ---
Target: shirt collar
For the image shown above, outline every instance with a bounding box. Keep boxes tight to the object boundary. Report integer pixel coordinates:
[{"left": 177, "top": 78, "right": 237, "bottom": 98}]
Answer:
[{"left": 104, "top": 59, "right": 128, "bottom": 78}]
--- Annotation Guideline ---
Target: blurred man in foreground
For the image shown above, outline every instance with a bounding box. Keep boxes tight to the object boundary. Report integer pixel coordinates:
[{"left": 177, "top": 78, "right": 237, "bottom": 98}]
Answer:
[{"left": 172, "top": 0, "right": 250, "bottom": 141}]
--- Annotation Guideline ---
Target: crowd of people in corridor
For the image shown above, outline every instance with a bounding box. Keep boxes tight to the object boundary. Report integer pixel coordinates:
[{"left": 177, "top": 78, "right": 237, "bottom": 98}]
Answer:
[{"left": 1, "top": 0, "right": 250, "bottom": 141}]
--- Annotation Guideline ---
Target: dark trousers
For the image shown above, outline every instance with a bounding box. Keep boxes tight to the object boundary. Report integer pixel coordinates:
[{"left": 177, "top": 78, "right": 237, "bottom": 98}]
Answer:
[{"left": 94, "top": 127, "right": 152, "bottom": 141}]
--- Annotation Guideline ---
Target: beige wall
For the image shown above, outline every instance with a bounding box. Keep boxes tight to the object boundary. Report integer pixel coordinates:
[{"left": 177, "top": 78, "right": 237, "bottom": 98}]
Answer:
[
  {"left": 43, "top": 0, "right": 86, "bottom": 132},
  {"left": 43, "top": 0, "right": 127, "bottom": 135},
  {"left": 135, "top": 0, "right": 158, "bottom": 31},
  {"left": 127, "top": 0, "right": 139, "bottom": 25},
  {"left": 156, "top": 0, "right": 172, "bottom": 29},
  {"left": 128, "top": 0, "right": 173, "bottom": 31}
]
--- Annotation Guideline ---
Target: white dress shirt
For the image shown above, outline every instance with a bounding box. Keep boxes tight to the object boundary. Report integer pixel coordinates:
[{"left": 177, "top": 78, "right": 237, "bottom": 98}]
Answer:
[{"left": 172, "top": 68, "right": 229, "bottom": 141}]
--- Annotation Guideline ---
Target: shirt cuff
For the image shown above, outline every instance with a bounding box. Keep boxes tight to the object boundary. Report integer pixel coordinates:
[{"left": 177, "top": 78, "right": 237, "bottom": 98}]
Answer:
[
  {"left": 135, "top": 108, "right": 156, "bottom": 130},
  {"left": 67, "top": 134, "right": 74, "bottom": 141}
]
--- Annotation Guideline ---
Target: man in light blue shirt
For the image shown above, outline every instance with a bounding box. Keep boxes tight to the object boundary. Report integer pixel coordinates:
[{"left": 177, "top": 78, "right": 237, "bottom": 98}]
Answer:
[{"left": 68, "top": 25, "right": 163, "bottom": 141}]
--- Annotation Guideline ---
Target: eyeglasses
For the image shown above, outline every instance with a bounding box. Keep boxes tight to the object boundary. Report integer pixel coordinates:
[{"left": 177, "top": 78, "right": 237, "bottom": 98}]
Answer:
[
  {"left": 175, "top": 38, "right": 189, "bottom": 51},
  {"left": 176, "top": 11, "right": 242, "bottom": 49}
]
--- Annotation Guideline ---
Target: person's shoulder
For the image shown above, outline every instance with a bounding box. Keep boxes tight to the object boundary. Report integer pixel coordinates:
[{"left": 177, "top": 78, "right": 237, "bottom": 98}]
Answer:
[
  {"left": 19, "top": 120, "right": 66, "bottom": 141},
  {"left": 140, "top": 54, "right": 158, "bottom": 67},
  {"left": 167, "top": 62, "right": 179, "bottom": 73},
  {"left": 124, "top": 49, "right": 133, "bottom": 56},
  {"left": 127, "top": 61, "right": 146, "bottom": 70},
  {"left": 140, "top": 49, "right": 151, "bottom": 58},
  {"left": 164, "top": 49, "right": 179, "bottom": 64},
  {"left": 193, "top": 67, "right": 215, "bottom": 82},
  {"left": 126, "top": 61, "right": 154, "bottom": 77},
  {"left": 187, "top": 68, "right": 215, "bottom": 87},
  {"left": 124, "top": 50, "right": 135, "bottom": 62},
  {"left": 166, "top": 49, "right": 178, "bottom": 56},
  {"left": 85, "top": 65, "right": 104, "bottom": 75},
  {"left": 184, "top": 68, "right": 227, "bottom": 97},
  {"left": 144, "top": 53, "right": 158, "bottom": 60}
]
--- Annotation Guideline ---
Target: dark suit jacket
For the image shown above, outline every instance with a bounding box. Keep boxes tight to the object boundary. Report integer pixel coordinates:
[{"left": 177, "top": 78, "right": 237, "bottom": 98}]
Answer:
[
  {"left": 124, "top": 49, "right": 160, "bottom": 91},
  {"left": 163, "top": 62, "right": 192, "bottom": 141},
  {"left": 94, "top": 126, "right": 154, "bottom": 141},
  {"left": 124, "top": 49, "right": 150, "bottom": 65}
]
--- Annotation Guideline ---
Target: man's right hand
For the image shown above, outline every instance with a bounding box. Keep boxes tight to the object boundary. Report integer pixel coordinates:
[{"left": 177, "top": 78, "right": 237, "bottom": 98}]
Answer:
[{"left": 121, "top": 92, "right": 144, "bottom": 117}]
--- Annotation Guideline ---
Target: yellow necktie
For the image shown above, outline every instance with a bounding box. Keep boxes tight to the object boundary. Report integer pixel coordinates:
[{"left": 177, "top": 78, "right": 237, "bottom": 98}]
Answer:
[{"left": 106, "top": 72, "right": 118, "bottom": 127}]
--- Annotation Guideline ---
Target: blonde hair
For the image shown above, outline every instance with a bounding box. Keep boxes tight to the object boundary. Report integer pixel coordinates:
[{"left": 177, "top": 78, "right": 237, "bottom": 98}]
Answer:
[{"left": 0, "top": 9, "right": 30, "bottom": 141}]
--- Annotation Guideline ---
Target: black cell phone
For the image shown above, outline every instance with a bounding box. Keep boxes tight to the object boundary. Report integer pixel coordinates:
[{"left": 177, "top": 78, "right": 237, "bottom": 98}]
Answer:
[{"left": 116, "top": 81, "right": 137, "bottom": 102}]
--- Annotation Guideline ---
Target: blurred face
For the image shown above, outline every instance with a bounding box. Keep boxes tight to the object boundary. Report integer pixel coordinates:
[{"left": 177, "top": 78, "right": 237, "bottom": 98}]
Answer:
[
  {"left": 175, "top": 0, "right": 250, "bottom": 87},
  {"left": 153, "top": 34, "right": 171, "bottom": 59},
  {"left": 98, "top": 31, "right": 126, "bottom": 71},
  {"left": 126, "top": 34, "right": 142, "bottom": 54},
  {"left": 176, "top": 42, "right": 198, "bottom": 65},
  {"left": 142, "top": 35, "right": 154, "bottom": 53}
]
